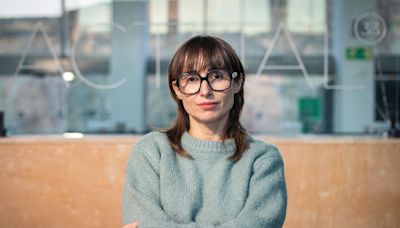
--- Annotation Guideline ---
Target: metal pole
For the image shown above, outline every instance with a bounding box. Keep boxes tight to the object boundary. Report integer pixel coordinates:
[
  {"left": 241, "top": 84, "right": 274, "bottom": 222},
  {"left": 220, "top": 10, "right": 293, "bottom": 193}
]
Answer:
[{"left": 60, "top": 0, "right": 69, "bottom": 57}]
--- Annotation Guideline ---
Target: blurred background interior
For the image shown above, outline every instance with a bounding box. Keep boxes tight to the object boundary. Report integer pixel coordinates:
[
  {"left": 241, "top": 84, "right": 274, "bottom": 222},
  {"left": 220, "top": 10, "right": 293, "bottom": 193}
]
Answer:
[
  {"left": 0, "top": 0, "right": 399, "bottom": 228},
  {"left": 0, "top": 0, "right": 399, "bottom": 136}
]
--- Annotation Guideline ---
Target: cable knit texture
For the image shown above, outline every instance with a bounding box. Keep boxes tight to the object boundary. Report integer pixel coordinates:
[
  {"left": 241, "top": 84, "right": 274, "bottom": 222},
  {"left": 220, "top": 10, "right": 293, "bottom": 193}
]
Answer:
[{"left": 122, "top": 131, "right": 287, "bottom": 228}]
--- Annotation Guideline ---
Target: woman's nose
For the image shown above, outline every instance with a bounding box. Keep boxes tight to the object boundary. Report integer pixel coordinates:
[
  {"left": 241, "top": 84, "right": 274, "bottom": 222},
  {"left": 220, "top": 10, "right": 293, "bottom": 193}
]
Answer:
[{"left": 199, "top": 79, "right": 212, "bottom": 96}]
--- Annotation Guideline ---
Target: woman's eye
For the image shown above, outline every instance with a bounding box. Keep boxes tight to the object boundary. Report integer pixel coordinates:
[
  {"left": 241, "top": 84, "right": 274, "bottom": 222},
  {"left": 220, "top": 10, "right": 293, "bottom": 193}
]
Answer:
[
  {"left": 211, "top": 73, "right": 224, "bottom": 80},
  {"left": 187, "top": 76, "right": 198, "bottom": 82}
]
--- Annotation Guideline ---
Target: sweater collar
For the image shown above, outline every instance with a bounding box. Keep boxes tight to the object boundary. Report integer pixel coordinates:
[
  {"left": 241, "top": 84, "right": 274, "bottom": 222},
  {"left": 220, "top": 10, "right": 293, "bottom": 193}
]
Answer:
[{"left": 181, "top": 131, "right": 236, "bottom": 154}]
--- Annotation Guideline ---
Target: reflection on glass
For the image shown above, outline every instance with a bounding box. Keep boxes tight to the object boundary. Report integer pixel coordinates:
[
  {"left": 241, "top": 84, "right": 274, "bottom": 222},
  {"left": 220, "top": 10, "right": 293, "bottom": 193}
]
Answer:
[{"left": 0, "top": 0, "right": 398, "bottom": 135}]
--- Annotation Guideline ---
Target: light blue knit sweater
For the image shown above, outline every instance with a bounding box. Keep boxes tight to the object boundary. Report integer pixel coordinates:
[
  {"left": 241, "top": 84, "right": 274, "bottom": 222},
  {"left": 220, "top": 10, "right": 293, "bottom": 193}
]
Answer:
[{"left": 122, "top": 131, "right": 287, "bottom": 227}]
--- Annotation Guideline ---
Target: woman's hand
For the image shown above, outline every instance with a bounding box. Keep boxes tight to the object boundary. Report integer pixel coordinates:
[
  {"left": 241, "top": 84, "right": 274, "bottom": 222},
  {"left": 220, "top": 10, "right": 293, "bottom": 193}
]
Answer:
[{"left": 123, "top": 221, "right": 140, "bottom": 228}]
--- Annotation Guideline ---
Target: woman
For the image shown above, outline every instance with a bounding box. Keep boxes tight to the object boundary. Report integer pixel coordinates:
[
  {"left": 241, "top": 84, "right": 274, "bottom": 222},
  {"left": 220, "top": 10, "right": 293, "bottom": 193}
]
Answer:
[{"left": 122, "top": 35, "right": 287, "bottom": 228}]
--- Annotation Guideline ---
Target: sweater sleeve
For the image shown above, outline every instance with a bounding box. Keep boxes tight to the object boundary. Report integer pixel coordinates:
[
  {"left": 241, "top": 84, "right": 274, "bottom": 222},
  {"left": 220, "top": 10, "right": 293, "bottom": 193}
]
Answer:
[
  {"left": 217, "top": 153, "right": 287, "bottom": 228},
  {"left": 122, "top": 145, "right": 196, "bottom": 228}
]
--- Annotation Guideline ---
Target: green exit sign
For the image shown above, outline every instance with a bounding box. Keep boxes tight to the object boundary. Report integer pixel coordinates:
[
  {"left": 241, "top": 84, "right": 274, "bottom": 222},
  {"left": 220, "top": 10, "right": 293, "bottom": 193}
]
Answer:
[{"left": 346, "top": 47, "right": 373, "bottom": 60}]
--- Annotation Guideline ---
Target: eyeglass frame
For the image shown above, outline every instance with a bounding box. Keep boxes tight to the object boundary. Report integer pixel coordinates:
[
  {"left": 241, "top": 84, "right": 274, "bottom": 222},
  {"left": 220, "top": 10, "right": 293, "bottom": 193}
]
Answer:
[{"left": 174, "top": 68, "right": 239, "bottom": 95}]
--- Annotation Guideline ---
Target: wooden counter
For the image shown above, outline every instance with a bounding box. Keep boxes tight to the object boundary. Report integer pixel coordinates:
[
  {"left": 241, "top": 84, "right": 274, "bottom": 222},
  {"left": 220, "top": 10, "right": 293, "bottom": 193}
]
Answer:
[{"left": 0, "top": 135, "right": 399, "bottom": 228}]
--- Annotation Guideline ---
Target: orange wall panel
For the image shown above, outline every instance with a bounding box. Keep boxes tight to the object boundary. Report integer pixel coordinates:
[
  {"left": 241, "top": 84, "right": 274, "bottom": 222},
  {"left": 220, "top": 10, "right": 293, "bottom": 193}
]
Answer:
[{"left": 0, "top": 136, "right": 399, "bottom": 228}]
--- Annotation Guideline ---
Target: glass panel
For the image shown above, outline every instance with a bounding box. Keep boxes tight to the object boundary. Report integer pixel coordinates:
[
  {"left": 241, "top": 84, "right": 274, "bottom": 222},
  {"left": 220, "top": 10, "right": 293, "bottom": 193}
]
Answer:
[
  {"left": 374, "top": 0, "right": 400, "bottom": 134},
  {"left": 149, "top": 0, "right": 168, "bottom": 34},
  {"left": 0, "top": 2, "right": 62, "bottom": 55},
  {"left": 179, "top": 0, "right": 204, "bottom": 33},
  {"left": 207, "top": 0, "right": 240, "bottom": 33},
  {"left": 0, "top": 0, "right": 113, "bottom": 134},
  {"left": 287, "top": 0, "right": 326, "bottom": 33},
  {"left": 0, "top": 0, "right": 63, "bottom": 134},
  {"left": 242, "top": 0, "right": 270, "bottom": 35},
  {"left": 0, "top": 0, "right": 399, "bottom": 135}
]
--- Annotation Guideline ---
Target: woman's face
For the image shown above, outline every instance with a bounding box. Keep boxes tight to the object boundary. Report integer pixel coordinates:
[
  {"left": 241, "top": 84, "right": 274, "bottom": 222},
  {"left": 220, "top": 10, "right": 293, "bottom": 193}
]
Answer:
[{"left": 172, "top": 68, "right": 242, "bottom": 127}]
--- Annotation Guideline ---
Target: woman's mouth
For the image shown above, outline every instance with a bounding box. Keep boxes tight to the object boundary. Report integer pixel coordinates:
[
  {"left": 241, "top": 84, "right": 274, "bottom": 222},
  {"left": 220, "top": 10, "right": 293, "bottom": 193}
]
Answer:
[{"left": 198, "top": 102, "right": 219, "bottom": 110}]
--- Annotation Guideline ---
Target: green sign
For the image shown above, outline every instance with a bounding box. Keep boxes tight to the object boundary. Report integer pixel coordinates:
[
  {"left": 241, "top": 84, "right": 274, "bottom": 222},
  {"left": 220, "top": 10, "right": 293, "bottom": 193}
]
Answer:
[
  {"left": 346, "top": 47, "right": 373, "bottom": 60},
  {"left": 298, "top": 97, "right": 321, "bottom": 133}
]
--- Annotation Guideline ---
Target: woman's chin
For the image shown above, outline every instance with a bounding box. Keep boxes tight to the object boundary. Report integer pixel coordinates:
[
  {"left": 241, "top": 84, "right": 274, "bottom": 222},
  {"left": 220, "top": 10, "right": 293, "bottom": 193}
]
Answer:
[{"left": 191, "top": 113, "right": 228, "bottom": 125}]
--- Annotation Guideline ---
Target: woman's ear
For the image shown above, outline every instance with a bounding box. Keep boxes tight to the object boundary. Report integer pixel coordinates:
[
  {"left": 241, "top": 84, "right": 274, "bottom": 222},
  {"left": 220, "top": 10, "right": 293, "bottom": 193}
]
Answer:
[
  {"left": 172, "top": 81, "right": 183, "bottom": 99},
  {"left": 233, "top": 73, "right": 244, "bottom": 94}
]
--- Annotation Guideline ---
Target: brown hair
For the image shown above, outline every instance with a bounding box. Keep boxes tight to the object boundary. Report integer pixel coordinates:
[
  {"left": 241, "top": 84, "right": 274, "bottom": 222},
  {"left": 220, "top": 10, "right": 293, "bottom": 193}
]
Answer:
[{"left": 164, "top": 35, "right": 248, "bottom": 161}]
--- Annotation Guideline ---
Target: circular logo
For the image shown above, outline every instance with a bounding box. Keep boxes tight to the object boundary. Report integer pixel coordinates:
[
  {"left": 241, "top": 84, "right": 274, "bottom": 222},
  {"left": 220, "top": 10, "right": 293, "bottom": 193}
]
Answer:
[{"left": 353, "top": 12, "right": 387, "bottom": 44}]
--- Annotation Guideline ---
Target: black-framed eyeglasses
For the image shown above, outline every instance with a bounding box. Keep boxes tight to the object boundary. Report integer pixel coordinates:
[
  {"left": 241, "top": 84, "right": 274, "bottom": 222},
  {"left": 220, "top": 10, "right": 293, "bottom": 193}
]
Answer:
[{"left": 175, "top": 68, "right": 239, "bottom": 95}]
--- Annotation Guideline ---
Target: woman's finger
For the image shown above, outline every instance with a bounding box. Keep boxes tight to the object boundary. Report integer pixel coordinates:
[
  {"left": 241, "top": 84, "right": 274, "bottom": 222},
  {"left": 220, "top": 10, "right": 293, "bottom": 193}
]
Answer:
[{"left": 123, "top": 221, "right": 140, "bottom": 228}]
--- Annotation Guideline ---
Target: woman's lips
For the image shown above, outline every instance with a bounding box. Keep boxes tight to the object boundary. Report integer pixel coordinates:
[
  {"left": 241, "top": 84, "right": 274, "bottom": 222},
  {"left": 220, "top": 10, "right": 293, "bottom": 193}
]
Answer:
[{"left": 198, "top": 102, "right": 219, "bottom": 110}]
